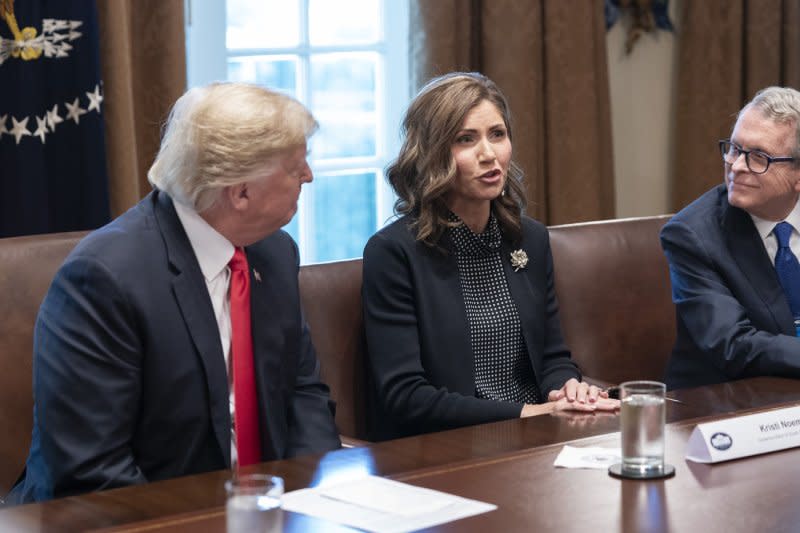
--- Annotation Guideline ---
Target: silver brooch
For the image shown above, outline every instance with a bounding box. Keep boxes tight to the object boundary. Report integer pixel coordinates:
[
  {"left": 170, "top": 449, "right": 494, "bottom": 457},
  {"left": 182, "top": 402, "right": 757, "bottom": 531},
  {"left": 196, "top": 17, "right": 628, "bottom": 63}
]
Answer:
[{"left": 510, "top": 249, "right": 528, "bottom": 272}]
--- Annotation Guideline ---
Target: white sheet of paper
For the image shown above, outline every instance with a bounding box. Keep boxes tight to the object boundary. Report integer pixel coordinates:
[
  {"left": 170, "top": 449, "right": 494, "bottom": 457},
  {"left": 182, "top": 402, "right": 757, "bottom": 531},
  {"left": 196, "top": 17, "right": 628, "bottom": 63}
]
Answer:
[
  {"left": 317, "top": 474, "right": 455, "bottom": 516},
  {"left": 281, "top": 475, "right": 496, "bottom": 533},
  {"left": 553, "top": 445, "right": 622, "bottom": 469},
  {"left": 685, "top": 404, "right": 800, "bottom": 463}
]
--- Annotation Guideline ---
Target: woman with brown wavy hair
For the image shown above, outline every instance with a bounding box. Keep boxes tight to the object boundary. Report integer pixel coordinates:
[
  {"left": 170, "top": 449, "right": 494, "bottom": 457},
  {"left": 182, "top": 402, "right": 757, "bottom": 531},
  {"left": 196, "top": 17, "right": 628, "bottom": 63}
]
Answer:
[{"left": 362, "top": 72, "right": 617, "bottom": 439}]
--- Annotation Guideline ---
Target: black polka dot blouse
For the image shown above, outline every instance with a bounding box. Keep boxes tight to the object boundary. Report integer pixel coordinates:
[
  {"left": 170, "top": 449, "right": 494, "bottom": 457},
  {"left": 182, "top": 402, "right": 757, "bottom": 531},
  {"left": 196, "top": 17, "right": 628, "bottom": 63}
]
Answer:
[{"left": 448, "top": 212, "right": 540, "bottom": 404}]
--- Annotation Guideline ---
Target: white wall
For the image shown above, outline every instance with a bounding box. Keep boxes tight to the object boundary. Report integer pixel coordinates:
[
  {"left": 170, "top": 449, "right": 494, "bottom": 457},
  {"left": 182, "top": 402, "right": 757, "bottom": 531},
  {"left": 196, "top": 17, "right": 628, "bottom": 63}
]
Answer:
[{"left": 607, "top": 1, "right": 679, "bottom": 217}]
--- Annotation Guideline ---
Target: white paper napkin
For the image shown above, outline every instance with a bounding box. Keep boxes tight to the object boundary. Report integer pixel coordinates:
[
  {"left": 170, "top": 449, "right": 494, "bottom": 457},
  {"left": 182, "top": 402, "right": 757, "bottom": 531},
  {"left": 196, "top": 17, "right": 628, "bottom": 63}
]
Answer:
[{"left": 553, "top": 445, "right": 622, "bottom": 469}]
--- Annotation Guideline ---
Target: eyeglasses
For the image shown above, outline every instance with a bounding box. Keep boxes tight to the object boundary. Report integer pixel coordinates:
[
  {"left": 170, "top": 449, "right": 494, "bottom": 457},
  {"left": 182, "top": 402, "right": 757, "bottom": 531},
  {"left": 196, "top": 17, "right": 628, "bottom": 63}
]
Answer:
[{"left": 719, "top": 139, "right": 797, "bottom": 174}]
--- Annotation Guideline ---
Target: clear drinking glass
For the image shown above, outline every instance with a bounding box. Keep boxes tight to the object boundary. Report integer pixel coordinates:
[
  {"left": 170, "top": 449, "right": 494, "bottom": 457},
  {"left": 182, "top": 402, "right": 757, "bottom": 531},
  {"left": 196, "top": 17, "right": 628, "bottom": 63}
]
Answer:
[
  {"left": 225, "top": 474, "right": 284, "bottom": 532},
  {"left": 620, "top": 380, "right": 666, "bottom": 476}
]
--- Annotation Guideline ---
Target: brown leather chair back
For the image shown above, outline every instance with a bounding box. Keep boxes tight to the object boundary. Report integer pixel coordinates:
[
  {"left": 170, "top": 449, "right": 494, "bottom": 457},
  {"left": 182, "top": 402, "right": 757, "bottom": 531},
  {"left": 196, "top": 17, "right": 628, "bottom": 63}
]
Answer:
[
  {"left": 0, "top": 231, "right": 85, "bottom": 495},
  {"left": 0, "top": 216, "right": 674, "bottom": 493},
  {"left": 548, "top": 215, "right": 675, "bottom": 385},
  {"left": 298, "top": 259, "right": 368, "bottom": 441}
]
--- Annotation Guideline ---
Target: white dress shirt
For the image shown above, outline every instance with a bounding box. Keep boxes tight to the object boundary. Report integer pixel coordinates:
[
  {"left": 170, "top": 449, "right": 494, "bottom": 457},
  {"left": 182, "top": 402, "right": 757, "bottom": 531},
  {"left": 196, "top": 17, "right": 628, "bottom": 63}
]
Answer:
[
  {"left": 173, "top": 200, "right": 239, "bottom": 464},
  {"left": 749, "top": 198, "right": 800, "bottom": 266}
]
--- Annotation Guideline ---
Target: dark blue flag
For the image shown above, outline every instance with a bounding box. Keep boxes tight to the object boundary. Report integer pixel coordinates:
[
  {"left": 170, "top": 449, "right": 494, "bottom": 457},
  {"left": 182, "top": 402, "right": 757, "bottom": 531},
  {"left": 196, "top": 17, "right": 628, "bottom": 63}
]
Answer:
[{"left": 0, "top": 0, "right": 109, "bottom": 237}]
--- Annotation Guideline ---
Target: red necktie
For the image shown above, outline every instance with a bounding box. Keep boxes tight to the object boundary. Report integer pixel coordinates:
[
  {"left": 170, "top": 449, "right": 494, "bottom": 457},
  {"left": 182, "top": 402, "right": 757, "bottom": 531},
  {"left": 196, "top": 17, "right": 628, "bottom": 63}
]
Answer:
[{"left": 229, "top": 247, "right": 262, "bottom": 467}]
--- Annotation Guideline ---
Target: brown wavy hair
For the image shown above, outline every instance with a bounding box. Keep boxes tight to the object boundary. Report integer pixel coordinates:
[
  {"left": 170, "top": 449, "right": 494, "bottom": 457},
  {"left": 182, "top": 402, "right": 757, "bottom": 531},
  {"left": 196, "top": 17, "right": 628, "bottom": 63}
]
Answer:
[{"left": 386, "top": 72, "right": 527, "bottom": 247}]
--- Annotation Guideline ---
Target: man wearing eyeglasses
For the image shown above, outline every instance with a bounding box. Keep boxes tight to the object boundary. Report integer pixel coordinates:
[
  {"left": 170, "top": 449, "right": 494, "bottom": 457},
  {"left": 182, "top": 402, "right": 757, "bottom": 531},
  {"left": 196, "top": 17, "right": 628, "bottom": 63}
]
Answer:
[{"left": 661, "top": 86, "right": 800, "bottom": 390}]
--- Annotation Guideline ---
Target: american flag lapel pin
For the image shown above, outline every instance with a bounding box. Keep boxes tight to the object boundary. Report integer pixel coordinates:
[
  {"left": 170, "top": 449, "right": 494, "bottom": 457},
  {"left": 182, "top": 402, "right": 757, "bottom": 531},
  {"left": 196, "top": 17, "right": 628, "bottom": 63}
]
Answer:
[{"left": 253, "top": 268, "right": 261, "bottom": 282}]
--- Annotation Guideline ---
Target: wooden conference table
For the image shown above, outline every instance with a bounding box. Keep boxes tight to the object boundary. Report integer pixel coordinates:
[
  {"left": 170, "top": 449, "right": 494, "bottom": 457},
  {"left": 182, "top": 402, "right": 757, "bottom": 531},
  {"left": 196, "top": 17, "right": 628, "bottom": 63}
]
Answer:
[{"left": 2, "top": 377, "right": 800, "bottom": 532}]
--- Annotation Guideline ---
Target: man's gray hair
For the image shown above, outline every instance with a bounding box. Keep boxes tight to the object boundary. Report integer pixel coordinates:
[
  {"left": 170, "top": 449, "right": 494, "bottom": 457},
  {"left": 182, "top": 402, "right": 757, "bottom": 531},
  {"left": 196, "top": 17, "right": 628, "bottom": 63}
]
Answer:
[
  {"left": 742, "top": 86, "right": 800, "bottom": 158},
  {"left": 148, "top": 82, "right": 318, "bottom": 212}
]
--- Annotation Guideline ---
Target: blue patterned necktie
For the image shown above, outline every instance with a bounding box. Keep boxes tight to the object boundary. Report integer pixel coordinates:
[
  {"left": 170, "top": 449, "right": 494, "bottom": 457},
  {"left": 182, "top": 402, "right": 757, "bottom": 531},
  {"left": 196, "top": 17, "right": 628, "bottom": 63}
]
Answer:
[{"left": 773, "top": 221, "right": 800, "bottom": 319}]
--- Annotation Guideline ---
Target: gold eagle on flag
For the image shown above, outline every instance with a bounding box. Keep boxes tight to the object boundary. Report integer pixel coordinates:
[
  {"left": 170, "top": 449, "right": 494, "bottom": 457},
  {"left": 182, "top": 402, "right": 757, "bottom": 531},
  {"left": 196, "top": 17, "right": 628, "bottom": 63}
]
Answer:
[
  {"left": 1, "top": 0, "right": 43, "bottom": 60},
  {"left": 0, "top": 1, "right": 83, "bottom": 66}
]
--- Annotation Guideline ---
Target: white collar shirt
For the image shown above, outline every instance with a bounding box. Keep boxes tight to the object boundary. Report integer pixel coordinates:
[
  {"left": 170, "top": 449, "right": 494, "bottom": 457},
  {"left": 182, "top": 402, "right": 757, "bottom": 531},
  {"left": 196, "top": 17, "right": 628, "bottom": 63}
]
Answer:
[
  {"left": 173, "top": 200, "right": 239, "bottom": 464},
  {"left": 749, "top": 197, "right": 800, "bottom": 266}
]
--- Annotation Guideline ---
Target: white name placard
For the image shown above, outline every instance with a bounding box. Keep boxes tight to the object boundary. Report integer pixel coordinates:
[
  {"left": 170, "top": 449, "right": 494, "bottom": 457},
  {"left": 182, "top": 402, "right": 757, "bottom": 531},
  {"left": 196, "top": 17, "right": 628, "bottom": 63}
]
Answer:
[{"left": 686, "top": 405, "right": 800, "bottom": 463}]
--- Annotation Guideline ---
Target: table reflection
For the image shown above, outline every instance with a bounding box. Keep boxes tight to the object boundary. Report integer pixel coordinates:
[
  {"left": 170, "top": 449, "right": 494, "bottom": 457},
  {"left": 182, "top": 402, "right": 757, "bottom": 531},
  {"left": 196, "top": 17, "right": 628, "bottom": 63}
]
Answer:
[
  {"left": 620, "top": 479, "right": 669, "bottom": 533},
  {"left": 308, "top": 447, "right": 376, "bottom": 488}
]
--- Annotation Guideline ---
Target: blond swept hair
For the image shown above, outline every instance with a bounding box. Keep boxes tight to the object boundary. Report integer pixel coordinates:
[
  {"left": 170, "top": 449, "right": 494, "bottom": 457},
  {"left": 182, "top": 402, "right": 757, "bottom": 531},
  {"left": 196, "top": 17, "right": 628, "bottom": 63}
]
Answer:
[
  {"left": 387, "top": 72, "right": 526, "bottom": 247},
  {"left": 148, "top": 82, "right": 318, "bottom": 212},
  {"left": 742, "top": 86, "right": 800, "bottom": 160}
]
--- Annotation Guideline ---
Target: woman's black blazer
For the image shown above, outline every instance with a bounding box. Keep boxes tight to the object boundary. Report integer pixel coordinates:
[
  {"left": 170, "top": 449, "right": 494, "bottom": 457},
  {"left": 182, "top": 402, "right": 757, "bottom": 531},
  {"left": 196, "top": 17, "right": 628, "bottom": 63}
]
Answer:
[{"left": 362, "top": 214, "right": 580, "bottom": 439}]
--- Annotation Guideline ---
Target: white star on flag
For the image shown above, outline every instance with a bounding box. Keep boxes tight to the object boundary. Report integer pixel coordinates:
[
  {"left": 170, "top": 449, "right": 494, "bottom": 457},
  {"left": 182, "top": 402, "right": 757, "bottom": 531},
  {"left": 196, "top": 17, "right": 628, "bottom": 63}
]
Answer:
[
  {"left": 46, "top": 104, "right": 63, "bottom": 132},
  {"left": 43, "top": 41, "right": 57, "bottom": 57},
  {"left": 65, "top": 98, "right": 87, "bottom": 124},
  {"left": 33, "top": 116, "right": 48, "bottom": 143},
  {"left": 10, "top": 116, "right": 31, "bottom": 145},
  {"left": 0, "top": 114, "right": 8, "bottom": 136},
  {"left": 86, "top": 85, "right": 103, "bottom": 113},
  {"left": 56, "top": 43, "right": 72, "bottom": 57},
  {"left": 43, "top": 19, "right": 69, "bottom": 32}
]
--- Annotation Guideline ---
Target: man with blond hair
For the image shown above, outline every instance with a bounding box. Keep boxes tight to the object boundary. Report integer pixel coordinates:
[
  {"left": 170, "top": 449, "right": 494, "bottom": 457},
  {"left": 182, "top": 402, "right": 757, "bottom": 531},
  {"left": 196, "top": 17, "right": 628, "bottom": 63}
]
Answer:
[
  {"left": 8, "top": 83, "right": 340, "bottom": 504},
  {"left": 662, "top": 86, "right": 800, "bottom": 389}
]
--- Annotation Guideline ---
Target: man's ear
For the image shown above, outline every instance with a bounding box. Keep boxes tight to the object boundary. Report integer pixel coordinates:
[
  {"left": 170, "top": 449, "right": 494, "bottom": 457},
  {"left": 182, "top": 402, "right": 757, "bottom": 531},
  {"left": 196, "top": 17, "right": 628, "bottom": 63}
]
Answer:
[{"left": 227, "top": 182, "right": 249, "bottom": 211}]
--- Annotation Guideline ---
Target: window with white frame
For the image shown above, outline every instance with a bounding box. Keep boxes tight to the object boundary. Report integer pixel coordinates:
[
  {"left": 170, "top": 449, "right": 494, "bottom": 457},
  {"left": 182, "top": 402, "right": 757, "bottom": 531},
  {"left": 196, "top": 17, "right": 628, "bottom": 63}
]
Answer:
[{"left": 185, "top": 0, "right": 409, "bottom": 264}]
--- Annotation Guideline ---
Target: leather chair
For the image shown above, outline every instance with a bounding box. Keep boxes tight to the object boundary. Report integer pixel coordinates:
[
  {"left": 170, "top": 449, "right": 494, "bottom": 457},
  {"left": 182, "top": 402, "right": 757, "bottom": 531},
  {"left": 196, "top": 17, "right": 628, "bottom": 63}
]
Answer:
[
  {"left": 298, "top": 259, "right": 369, "bottom": 444},
  {"left": 0, "top": 231, "right": 86, "bottom": 495},
  {"left": 549, "top": 215, "right": 675, "bottom": 386}
]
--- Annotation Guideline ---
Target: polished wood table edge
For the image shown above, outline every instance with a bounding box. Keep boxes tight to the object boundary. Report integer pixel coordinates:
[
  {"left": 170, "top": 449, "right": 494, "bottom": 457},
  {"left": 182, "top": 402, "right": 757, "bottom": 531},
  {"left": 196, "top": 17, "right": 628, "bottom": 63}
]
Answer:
[
  {"left": 401, "top": 400, "right": 800, "bottom": 482},
  {"left": 388, "top": 396, "right": 800, "bottom": 485},
  {"left": 4, "top": 376, "right": 800, "bottom": 532},
  {"left": 668, "top": 396, "right": 800, "bottom": 425},
  {"left": 87, "top": 387, "right": 800, "bottom": 533},
  {"left": 89, "top": 507, "right": 227, "bottom": 533}
]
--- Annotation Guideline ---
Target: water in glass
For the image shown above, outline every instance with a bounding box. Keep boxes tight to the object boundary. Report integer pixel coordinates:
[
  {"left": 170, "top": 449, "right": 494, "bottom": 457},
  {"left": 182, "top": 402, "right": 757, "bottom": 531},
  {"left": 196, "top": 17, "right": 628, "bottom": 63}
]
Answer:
[
  {"left": 226, "top": 493, "right": 283, "bottom": 532},
  {"left": 621, "top": 393, "right": 665, "bottom": 475}
]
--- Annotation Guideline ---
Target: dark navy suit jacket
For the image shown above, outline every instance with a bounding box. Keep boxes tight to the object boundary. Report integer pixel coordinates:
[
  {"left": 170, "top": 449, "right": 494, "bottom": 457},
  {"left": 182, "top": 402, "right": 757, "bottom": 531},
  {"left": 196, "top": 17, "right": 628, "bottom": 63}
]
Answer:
[
  {"left": 362, "top": 215, "right": 580, "bottom": 439},
  {"left": 661, "top": 184, "right": 800, "bottom": 389},
  {"left": 8, "top": 190, "right": 340, "bottom": 503}
]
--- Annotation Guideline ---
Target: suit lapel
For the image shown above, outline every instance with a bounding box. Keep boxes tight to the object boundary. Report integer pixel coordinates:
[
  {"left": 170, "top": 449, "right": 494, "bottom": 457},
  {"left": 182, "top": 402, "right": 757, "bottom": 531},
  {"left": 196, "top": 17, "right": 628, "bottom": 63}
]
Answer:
[
  {"left": 434, "top": 232, "right": 476, "bottom": 393},
  {"left": 500, "top": 237, "right": 541, "bottom": 377},
  {"left": 722, "top": 199, "right": 795, "bottom": 335},
  {"left": 244, "top": 247, "right": 284, "bottom": 459},
  {"left": 153, "top": 192, "right": 232, "bottom": 465}
]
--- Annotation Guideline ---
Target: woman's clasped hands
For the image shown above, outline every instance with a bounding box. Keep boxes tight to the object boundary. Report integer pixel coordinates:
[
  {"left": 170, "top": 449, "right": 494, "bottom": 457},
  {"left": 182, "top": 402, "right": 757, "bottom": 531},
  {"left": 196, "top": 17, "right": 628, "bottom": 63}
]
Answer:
[{"left": 520, "top": 379, "right": 620, "bottom": 417}]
